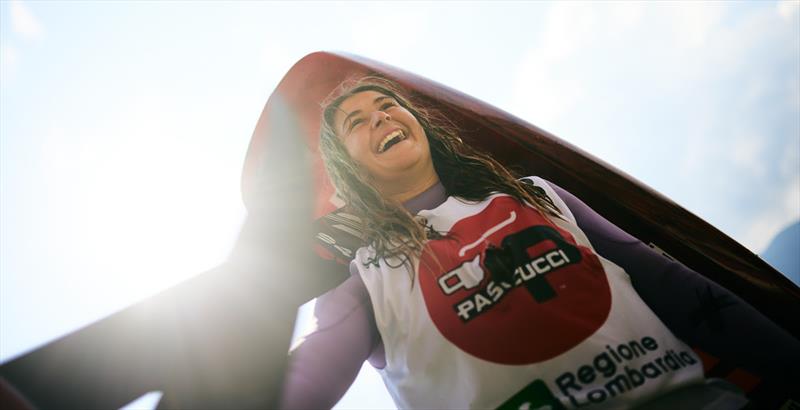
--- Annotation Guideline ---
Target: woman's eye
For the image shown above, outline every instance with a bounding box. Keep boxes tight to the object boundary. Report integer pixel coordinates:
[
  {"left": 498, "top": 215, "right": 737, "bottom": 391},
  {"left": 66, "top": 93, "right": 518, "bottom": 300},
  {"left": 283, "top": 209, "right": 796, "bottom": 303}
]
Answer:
[
  {"left": 349, "top": 119, "right": 363, "bottom": 129},
  {"left": 381, "top": 102, "right": 396, "bottom": 110}
]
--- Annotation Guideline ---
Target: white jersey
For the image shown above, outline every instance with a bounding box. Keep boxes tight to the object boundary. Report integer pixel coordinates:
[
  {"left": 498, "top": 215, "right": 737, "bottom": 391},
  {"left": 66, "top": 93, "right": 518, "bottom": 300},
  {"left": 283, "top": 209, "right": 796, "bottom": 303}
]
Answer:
[{"left": 354, "top": 177, "right": 704, "bottom": 409}]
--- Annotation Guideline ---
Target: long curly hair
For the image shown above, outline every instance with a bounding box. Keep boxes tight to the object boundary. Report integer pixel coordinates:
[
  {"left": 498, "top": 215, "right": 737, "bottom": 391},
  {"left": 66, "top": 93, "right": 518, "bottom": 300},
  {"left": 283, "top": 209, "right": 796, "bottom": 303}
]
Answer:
[{"left": 319, "top": 76, "right": 560, "bottom": 266}]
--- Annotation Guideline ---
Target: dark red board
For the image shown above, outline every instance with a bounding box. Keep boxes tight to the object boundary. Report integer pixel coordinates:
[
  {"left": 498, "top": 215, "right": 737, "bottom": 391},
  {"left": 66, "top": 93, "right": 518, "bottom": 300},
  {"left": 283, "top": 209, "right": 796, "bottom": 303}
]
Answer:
[{"left": 243, "top": 51, "right": 799, "bottom": 336}]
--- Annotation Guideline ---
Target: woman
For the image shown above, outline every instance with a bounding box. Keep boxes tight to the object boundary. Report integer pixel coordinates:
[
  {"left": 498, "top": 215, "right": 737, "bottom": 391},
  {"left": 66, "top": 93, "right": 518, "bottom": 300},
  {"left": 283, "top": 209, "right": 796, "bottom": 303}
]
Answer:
[{"left": 281, "top": 77, "right": 799, "bottom": 409}]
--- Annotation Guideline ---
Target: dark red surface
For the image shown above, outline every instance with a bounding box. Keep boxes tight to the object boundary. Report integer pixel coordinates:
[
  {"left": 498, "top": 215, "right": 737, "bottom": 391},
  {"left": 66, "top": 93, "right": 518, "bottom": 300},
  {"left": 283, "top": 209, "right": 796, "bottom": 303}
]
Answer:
[
  {"left": 0, "top": 377, "right": 34, "bottom": 410},
  {"left": 242, "top": 52, "right": 799, "bottom": 407},
  {"left": 242, "top": 51, "right": 800, "bottom": 340}
]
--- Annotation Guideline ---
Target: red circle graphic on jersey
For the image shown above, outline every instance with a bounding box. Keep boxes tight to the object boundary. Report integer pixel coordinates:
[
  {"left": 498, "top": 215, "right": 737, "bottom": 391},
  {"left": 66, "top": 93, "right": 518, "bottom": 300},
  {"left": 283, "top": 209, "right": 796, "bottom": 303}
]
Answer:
[{"left": 418, "top": 196, "right": 611, "bottom": 364}]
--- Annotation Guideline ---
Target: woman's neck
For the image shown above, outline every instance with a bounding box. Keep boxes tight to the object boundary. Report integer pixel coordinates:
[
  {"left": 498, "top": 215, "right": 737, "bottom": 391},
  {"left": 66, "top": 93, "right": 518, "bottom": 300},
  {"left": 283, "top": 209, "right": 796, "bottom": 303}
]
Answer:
[
  {"left": 387, "top": 172, "right": 441, "bottom": 204},
  {"left": 401, "top": 180, "right": 447, "bottom": 214}
]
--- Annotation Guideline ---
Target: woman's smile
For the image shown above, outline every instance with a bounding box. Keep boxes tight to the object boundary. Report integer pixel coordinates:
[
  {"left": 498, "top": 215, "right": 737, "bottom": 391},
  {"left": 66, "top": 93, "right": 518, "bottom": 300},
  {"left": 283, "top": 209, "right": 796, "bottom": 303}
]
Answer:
[{"left": 377, "top": 129, "right": 407, "bottom": 154}]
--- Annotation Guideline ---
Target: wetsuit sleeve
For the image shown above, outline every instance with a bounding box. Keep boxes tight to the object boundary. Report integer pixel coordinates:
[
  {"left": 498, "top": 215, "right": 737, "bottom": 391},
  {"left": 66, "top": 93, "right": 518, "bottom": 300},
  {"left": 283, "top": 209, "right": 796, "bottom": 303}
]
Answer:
[
  {"left": 545, "top": 180, "right": 800, "bottom": 381},
  {"left": 279, "top": 274, "right": 380, "bottom": 409}
]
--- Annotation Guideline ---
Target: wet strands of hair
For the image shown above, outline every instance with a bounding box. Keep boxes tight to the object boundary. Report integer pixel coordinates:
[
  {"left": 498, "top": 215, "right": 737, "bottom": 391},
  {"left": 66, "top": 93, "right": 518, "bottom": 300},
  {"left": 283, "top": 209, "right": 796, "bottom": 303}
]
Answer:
[{"left": 318, "top": 76, "right": 562, "bottom": 277}]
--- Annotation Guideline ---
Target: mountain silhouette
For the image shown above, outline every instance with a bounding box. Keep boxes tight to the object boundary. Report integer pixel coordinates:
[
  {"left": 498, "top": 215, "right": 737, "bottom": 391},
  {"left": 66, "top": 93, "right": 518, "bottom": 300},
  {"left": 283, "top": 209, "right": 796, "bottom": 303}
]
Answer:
[{"left": 760, "top": 220, "right": 800, "bottom": 285}]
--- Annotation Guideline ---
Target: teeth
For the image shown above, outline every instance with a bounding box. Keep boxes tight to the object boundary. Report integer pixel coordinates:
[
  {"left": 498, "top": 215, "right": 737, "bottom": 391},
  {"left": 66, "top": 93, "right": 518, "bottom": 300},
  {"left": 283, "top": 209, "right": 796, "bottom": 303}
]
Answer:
[{"left": 378, "top": 130, "right": 405, "bottom": 153}]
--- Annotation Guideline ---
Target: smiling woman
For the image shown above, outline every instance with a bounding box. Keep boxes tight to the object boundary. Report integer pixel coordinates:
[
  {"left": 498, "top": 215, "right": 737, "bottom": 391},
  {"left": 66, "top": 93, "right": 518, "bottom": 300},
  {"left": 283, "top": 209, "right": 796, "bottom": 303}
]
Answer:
[
  {"left": 317, "top": 76, "right": 562, "bottom": 270},
  {"left": 328, "top": 88, "right": 436, "bottom": 202}
]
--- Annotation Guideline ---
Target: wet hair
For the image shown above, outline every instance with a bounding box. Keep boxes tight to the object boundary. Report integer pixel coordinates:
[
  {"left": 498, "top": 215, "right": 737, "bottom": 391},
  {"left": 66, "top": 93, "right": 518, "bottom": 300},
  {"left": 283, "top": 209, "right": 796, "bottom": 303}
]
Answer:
[{"left": 319, "top": 76, "right": 561, "bottom": 267}]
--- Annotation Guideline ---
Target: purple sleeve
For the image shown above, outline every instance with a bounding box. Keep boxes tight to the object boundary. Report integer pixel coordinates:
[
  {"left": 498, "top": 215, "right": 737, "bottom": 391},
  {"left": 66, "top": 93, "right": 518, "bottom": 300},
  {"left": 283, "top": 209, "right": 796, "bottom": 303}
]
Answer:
[
  {"left": 279, "top": 274, "right": 381, "bottom": 410},
  {"left": 548, "top": 181, "right": 800, "bottom": 380}
]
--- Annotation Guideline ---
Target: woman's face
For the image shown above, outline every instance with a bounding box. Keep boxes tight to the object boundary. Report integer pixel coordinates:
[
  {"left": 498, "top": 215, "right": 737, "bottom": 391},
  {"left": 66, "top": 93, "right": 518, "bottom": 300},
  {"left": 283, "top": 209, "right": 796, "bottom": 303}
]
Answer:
[{"left": 333, "top": 90, "right": 436, "bottom": 196}]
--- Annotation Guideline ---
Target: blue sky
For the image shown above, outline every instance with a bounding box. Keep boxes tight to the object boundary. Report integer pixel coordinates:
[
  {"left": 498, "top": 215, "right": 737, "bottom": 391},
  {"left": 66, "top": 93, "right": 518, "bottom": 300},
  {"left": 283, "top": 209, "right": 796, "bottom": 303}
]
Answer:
[{"left": 1, "top": 1, "right": 798, "bottom": 409}]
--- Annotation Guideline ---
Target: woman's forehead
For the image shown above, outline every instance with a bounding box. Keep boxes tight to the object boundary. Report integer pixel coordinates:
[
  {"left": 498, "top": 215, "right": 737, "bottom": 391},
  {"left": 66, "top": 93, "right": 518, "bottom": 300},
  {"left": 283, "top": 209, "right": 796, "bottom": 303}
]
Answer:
[
  {"left": 335, "top": 90, "right": 390, "bottom": 122},
  {"left": 339, "top": 90, "right": 388, "bottom": 110}
]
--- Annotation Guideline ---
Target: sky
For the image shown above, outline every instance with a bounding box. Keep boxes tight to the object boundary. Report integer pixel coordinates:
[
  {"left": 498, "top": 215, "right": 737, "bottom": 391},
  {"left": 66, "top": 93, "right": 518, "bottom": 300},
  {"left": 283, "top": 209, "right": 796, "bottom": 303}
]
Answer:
[{"left": 1, "top": 1, "right": 798, "bottom": 409}]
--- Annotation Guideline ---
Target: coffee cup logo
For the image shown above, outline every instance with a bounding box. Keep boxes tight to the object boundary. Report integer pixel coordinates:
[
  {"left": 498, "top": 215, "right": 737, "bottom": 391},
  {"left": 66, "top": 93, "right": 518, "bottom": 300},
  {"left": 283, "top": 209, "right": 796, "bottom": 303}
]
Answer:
[{"left": 419, "top": 196, "right": 611, "bottom": 364}]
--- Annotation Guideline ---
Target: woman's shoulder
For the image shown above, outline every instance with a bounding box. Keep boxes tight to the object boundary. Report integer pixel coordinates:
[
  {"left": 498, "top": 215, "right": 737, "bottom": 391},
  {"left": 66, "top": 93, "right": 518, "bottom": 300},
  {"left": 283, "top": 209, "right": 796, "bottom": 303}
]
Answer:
[{"left": 519, "top": 176, "right": 577, "bottom": 223}]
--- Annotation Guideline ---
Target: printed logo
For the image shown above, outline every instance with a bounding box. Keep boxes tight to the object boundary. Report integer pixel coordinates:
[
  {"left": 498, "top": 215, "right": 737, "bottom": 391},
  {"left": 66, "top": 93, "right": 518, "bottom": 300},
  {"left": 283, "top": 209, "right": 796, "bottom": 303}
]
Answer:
[
  {"left": 496, "top": 379, "right": 566, "bottom": 410},
  {"left": 419, "top": 196, "right": 611, "bottom": 364},
  {"left": 553, "top": 336, "right": 699, "bottom": 407},
  {"left": 494, "top": 337, "right": 701, "bottom": 409}
]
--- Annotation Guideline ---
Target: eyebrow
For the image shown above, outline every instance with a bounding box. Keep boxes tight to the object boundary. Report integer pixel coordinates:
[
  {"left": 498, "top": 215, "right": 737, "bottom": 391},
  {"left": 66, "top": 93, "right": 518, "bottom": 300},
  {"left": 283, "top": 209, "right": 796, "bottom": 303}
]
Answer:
[{"left": 341, "top": 96, "right": 393, "bottom": 134}]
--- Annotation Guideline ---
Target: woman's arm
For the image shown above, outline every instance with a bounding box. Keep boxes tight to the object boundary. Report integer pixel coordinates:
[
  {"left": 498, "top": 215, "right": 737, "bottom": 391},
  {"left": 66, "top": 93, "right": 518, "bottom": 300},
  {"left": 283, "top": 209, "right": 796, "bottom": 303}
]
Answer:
[
  {"left": 547, "top": 181, "right": 800, "bottom": 381},
  {"left": 279, "top": 274, "right": 381, "bottom": 409}
]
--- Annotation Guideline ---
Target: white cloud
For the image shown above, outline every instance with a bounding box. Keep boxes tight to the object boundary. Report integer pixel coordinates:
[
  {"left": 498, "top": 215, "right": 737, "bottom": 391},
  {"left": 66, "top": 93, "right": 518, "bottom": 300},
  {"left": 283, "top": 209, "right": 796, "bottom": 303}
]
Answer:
[
  {"left": 509, "top": 3, "right": 727, "bottom": 137},
  {"left": 783, "top": 177, "right": 800, "bottom": 216},
  {"left": 0, "top": 45, "right": 18, "bottom": 66},
  {"left": 779, "top": 138, "right": 800, "bottom": 178},
  {"left": 0, "top": 45, "right": 18, "bottom": 79},
  {"left": 10, "top": 0, "right": 44, "bottom": 39},
  {"left": 509, "top": 2, "right": 599, "bottom": 129},
  {"left": 730, "top": 135, "right": 767, "bottom": 178},
  {"left": 732, "top": 142, "right": 798, "bottom": 253},
  {"left": 258, "top": 39, "right": 295, "bottom": 93},
  {"left": 346, "top": 3, "right": 429, "bottom": 67},
  {"left": 669, "top": 2, "right": 724, "bottom": 48},
  {"left": 777, "top": 0, "right": 800, "bottom": 21},
  {"left": 508, "top": 2, "right": 799, "bottom": 256},
  {"left": 741, "top": 176, "right": 800, "bottom": 253},
  {"left": 789, "top": 73, "right": 800, "bottom": 112}
]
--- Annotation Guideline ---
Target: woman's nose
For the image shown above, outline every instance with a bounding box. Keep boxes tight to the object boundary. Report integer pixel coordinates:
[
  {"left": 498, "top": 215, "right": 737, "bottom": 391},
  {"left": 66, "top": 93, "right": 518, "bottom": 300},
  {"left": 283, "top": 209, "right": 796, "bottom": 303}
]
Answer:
[{"left": 371, "top": 110, "right": 391, "bottom": 129}]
